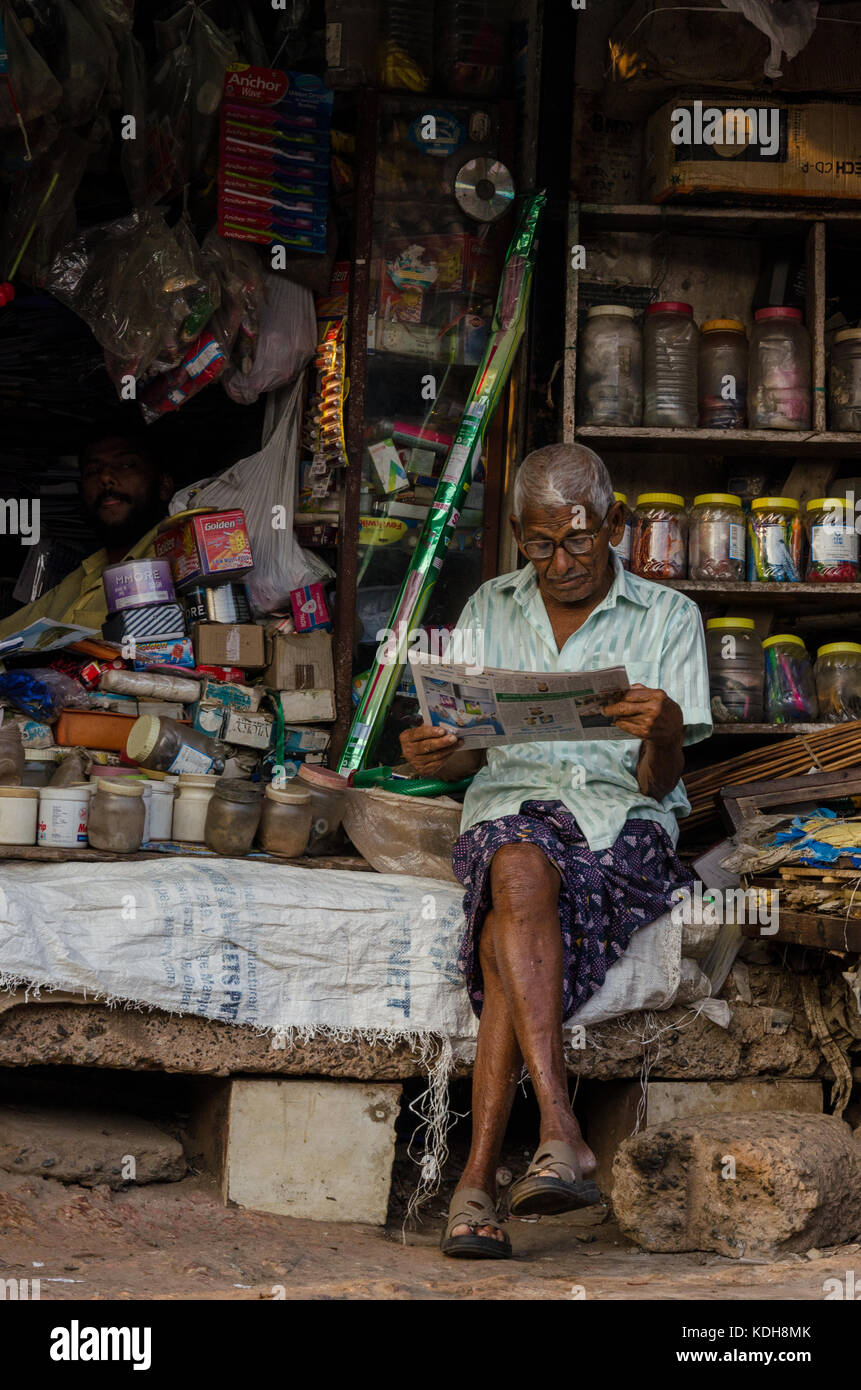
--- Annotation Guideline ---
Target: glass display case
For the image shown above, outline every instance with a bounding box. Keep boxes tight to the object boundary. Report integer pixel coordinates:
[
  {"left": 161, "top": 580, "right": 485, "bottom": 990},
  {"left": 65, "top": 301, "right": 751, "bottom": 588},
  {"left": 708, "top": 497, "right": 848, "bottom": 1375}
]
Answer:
[{"left": 351, "top": 93, "right": 514, "bottom": 761}]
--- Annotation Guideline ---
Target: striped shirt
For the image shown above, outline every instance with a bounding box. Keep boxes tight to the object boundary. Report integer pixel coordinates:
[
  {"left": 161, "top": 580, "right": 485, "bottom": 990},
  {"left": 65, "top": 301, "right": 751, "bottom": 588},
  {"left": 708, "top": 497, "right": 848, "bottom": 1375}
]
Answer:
[{"left": 451, "top": 553, "right": 712, "bottom": 851}]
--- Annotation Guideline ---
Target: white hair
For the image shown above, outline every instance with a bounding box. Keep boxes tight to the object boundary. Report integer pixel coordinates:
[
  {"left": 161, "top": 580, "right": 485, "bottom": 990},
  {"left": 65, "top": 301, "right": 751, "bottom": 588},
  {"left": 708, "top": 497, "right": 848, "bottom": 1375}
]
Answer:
[{"left": 513, "top": 443, "right": 615, "bottom": 521}]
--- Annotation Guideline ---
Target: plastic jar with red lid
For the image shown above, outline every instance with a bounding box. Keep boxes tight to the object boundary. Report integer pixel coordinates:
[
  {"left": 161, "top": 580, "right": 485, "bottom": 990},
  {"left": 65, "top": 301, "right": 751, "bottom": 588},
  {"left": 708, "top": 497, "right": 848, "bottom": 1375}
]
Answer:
[
  {"left": 643, "top": 301, "right": 698, "bottom": 428},
  {"left": 749, "top": 307, "right": 811, "bottom": 429}
]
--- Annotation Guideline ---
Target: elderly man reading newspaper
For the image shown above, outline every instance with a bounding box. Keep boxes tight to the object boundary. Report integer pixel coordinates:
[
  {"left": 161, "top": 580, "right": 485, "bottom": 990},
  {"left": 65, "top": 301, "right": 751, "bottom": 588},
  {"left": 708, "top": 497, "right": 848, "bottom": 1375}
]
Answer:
[{"left": 400, "top": 444, "right": 711, "bottom": 1260}]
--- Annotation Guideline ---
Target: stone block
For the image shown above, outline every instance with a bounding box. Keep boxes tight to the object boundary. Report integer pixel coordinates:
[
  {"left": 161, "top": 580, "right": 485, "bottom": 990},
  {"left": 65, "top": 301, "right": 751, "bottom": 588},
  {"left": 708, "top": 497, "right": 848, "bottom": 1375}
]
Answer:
[
  {"left": 0, "top": 1106, "right": 186, "bottom": 1188},
  {"left": 190, "top": 1078, "right": 401, "bottom": 1225},
  {"left": 613, "top": 1112, "right": 861, "bottom": 1257},
  {"left": 586, "top": 1078, "right": 823, "bottom": 1194}
]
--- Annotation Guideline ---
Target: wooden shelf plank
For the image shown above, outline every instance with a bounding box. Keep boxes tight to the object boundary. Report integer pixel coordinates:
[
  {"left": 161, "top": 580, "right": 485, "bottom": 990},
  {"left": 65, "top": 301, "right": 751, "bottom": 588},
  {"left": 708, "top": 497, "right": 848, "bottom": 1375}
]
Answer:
[
  {"left": 660, "top": 579, "right": 861, "bottom": 608},
  {"left": 710, "top": 724, "right": 838, "bottom": 735},
  {"left": 741, "top": 908, "right": 861, "bottom": 951},
  {"left": 576, "top": 425, "right": 861, "bottom": 456},
  {"left": 577, "top": 203, "right": 861, "bottom": 235}
]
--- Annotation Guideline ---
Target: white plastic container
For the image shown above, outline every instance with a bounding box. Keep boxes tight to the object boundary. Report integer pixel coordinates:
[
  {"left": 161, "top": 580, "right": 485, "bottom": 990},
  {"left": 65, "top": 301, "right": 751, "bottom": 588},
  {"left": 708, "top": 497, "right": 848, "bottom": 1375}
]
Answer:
[
  {"left": 146, "top": 781, "right": 175, "bottom": 841},
  {"left": 0, "top": 786, "right": 39, "bottom": 844},
  {"left": 172, "top": 773, "right": 218, "bottom": 843},
  {"left": 22, "top": 749, "right": 60, "bottom": 788},
  {"left": 37, "top": 784, "right": 92, "bottom": 847}
]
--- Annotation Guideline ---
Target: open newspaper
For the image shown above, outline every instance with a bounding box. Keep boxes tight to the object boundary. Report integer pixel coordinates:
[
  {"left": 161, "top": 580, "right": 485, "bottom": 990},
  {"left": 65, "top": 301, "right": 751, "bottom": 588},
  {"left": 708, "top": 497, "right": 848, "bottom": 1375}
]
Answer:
[{"left": 409, "top": 653, "right": 631, "bottom": 747}]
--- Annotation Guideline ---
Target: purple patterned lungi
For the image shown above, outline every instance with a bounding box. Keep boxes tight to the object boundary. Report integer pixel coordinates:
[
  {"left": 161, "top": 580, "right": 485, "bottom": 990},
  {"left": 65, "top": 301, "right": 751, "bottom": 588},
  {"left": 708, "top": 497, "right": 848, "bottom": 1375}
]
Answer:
[{"left": 451, "top": 799, "right": 695, "bottom": 1022}]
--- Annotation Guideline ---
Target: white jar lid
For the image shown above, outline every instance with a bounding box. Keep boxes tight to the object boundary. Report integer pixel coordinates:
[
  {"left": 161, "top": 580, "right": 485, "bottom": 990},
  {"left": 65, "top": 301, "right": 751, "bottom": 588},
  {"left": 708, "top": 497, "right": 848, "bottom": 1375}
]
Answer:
[
  {"left": 96, "top": 779, "right": 145, "bottom": 798},
  {"left": 587, "top": 304, "right": 635, "bottom": 318},
  {"left": 176, "top": 774, "right": 218, "bottom": 790},
  {"left": 24, "top": 749, "right": 60, "bottom": 762},
  {"left": 126, "top": 715, "right": 162, "bottom": 763},
  {"left": 39, "top": 784, "right": 93, "bottom": 799}
]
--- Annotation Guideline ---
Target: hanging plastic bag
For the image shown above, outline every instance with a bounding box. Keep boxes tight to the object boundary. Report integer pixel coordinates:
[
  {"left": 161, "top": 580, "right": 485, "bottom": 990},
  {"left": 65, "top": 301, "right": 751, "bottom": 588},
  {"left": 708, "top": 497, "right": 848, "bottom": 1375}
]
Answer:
[
  {"left": 118, "top": 32, "right": 147, "bottom": 206},
  {"left": 52, "top": 0, "right": 112, "bottom": 124},
  {"left": 719, "top": 0, "right": 818, "bottom": 79},
  {"left": 1, "top": 129, "right": 91, "bottom": 284},
  {"left": 223, "top": 272, "right": 317, "bottom": 406},
  {"left": 0, "top": 2, "right": 62, "bottom": 131},
  {"left": 45, "top": 207, "right": 211, "bottom": 384},
  {"left": 75, "top": 0, "right": 121, "bottom": 108},
  {"left": 168, "top": 377, "right": 333, "bottom": 615}
]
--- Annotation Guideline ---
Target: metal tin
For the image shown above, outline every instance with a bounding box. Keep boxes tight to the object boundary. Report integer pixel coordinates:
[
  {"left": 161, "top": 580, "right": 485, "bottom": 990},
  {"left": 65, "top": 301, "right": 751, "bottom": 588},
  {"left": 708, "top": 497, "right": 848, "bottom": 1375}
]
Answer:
[{"left": 102, "top": 560, "right": 175, "bottom": 613}]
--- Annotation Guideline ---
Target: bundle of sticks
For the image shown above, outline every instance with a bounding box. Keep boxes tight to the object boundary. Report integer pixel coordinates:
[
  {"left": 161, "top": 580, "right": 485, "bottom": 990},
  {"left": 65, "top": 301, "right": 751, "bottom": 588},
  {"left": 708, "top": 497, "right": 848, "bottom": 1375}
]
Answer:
[{"left": 683, "top": 720, "right": 861, "bottom": 831}]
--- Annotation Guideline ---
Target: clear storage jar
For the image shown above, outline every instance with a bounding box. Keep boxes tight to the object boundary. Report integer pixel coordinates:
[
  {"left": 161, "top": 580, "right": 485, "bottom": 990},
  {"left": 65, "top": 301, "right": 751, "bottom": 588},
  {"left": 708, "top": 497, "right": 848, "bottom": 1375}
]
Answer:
[
  {"left": 829, "top": 328, "right": 861, "bottom": 432},
  {"left": 747, "top": 496, "right": 802, "bottom": 582},
  {"left": 698, "top": 318, "right": 748, "bottom": 428},
  {"left": 204, "top": 779, "right": 263, "bottom": 857},
  {"left": 611, "top": 491, "right": 633, "bottom": 571},
  {"left": 86, "top": 780, "right": 145, "bottom": 853},
  {"left": 577, "top": 305, "right": 643, "bottom": 427},
  {"left": 298, "top": 765, "right": 349, "bottom": 856},
  {"left": 749, "top": 307, "right": 811, "bottom": 429},
  {"left": 631, "top": 493, "right": 687, "bottom": 578},
  {"left": 260, "top": 783, "right": 313, "bottom": 857},
  {"left": 804, "top": 497, "right": 859, "bottom": 583},
  {"left": 643, "top": 301, "right": 698, "bottom": 428},
  {"left": 814, "top": 642, "right": 861, "bottom": 722},
  {"left": 126, "top": 715, "right": 225, "bottom": 777},
  {"left": 762, "top": 635, "right": 818, "bottom": 725},
  {"left": 688, "top": 493, "right": 745, "bottom": 580},
  {"left": 706, "top": 618, "right": 764, "bottom": 724}
]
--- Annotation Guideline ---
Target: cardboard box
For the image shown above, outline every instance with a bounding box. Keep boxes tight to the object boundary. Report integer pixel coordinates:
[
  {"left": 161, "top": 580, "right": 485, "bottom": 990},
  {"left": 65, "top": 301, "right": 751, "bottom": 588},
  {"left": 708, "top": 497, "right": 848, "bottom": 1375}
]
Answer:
[
  {"left": 646, "top": 96, "right": 861, "bottom": 203},
  {"left": 264, "top": 631, "right": 334, "bottom": 690},
  {"left": 222, "top": 708, "right": 274, "bottom": 749},
  {"left": 277, "top": 689, "right": 336, "bottom": 722},
  {"left": 193, "top": 622, "right": 266, "bottom": 670},
  {"left": 155, "top": 510, "right": 254, "bottom": 590},
  {"left": 289, "top": 581, "right": 332, "bottom": 632},
  {"left": 200, "top": 680, "right": 262, "bottom": 712},
  {"left": 282, "top": 725, "right": 331, "bottom": 754}
]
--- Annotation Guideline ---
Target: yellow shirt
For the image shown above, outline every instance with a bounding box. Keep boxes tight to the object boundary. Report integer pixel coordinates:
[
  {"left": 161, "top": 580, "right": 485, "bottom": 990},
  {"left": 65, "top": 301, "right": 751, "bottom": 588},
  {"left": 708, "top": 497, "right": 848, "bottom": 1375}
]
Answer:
[{"left": 0, "top": 525, "right": 162, "bottom": 642}]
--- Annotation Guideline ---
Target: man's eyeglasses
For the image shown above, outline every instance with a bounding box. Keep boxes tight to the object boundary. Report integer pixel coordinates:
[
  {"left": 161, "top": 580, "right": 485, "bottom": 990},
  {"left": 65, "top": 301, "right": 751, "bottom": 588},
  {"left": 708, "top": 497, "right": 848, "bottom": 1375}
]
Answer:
[{"left": 521, "top": 506, "right": 612, "bottom": 562}]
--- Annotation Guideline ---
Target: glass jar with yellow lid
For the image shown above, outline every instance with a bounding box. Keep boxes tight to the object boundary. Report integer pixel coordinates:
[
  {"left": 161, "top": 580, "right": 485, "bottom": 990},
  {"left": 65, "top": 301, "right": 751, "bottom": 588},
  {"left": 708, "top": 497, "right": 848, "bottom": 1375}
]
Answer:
[
  {"left": 698, "top": 318, "right": 748, "bottom": 428},
  {"left": 747, "top": 496, "right": 802, "bottom": 582},
  {"left": 829, "top": 327, "right": 861, "bottom": 431},
  {"left": 706, "top": 617, "right": 764, "bottom": 723},
  {"left": 631, "top": 493, "right": 687, "bottom": 578},
  {"left": 804, "top": 497, "right": 859, "bottom": 582},
  {"left": 814, "top": 642, "right": 861, "bottom": 722},
  {"left": 688, "top": 493, "right": 745, "bottom": 580},
  {"left": 763, "top": 634, "right": 818, "bottom": 724}
]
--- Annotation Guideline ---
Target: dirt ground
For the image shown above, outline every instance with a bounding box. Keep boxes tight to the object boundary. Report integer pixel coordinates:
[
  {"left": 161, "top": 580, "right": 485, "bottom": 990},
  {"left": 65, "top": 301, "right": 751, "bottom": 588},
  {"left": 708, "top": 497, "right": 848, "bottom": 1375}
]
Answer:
[{"left": 1, "top": 1161, "right": 857, "bottom": 1301}]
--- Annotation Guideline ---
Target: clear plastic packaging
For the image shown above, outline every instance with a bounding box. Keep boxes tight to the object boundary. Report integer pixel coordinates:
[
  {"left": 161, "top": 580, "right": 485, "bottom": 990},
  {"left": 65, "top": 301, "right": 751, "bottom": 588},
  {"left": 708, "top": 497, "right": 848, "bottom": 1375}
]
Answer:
[
  {"left": 436, "top": 0, "right": 511, "bottom": 95},
  {"left": 611, "top": 491, "right": 633, "bottom": 571},
  {"left": 706, "top": 618, "right": 764, "bottom": 724},
  {"left": 643, "top": 301, "right": 698, "bottom": 428},
  {"left": 747, "top": 496, "right": 802, "bottom": 582},
  {"left": 698, "top": 318, "right": 747, "bottom": 428},
  {"left": 688, "top": 493, "right": 746, "bottom": 580},
  {"left": 86, "top": 779, "right": 145, "bottom": 852},
  {"left": 804, "top": 497, "right": 859, "bottom": 583},
  {"left": 814, "top": 642, "right": 861, "bottom": 723},
  {"left": 631, "top": 492, "right": 687, "bottom": 578},
  {"left": 204, "top": 779, "right": 263, "bottom": 856},
  {"left": 378, "top": 0, "right": 434, "bottom": 90},
  {"left": 578, "top": 305, "right": 643, "bottom": 427},
  {"left": 762, "top": 635, "right": 818, "bottom": 725},
  {"left": 829, "top": 328, "right": 861, "bottom": 431},
  {"left": 749, "top": 307, "right": 811, "bottom": 429}
]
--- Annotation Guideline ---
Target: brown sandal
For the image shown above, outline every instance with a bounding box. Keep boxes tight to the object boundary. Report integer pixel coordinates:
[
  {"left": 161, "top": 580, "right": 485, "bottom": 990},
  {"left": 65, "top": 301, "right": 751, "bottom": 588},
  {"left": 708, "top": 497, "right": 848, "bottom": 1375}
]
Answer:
[
  {"left": 440, "top": 1187, "right": 512, "bottom": 1260},
  {"left": 508, "top": 1141, "right": 602, "bottom": 1217}
]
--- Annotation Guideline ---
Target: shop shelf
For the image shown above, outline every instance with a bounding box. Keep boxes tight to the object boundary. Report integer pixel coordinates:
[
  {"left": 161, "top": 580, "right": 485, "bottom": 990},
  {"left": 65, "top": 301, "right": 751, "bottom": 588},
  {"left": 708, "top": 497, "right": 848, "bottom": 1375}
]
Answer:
[
  {"left": 709, "top": 724, "right": 839, "bottom": 735},
  {"left": 576, "top": 425, "right": 861, "bottom": 457},
  {"left": 660, "top": 579, "right": 861, "bottom": 608}
]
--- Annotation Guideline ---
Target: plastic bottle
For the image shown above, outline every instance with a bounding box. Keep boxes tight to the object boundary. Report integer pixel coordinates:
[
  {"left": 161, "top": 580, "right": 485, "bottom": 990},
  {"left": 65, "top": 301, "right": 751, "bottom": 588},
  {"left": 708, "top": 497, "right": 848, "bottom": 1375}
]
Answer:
[
  {"left": 631, "top": 493, "right": 687, "bottom": 578},
  {"left": 578, "top": 305, "right": 643, "bottom": 427},
  {"left": 762, "top": 635, "right": 818, "bottom": 725},
  {"left": 749, "top": 307, "right": 811, "bottom": 429},
  {"left": 643, "top": 302, "right": 698, "bottom": 428},
  {"left": 698, "top": 318, "right": 747, "bottom": 428},
  {"left": 688, "top": 494, "right": 746, "bottom": 580}
]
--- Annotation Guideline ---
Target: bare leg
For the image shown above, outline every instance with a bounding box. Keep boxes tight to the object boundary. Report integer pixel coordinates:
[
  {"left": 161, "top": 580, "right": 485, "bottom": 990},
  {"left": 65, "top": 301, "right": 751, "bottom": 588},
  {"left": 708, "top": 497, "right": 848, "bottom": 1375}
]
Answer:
[
  {"left": 452, "top": 910, "right": 522, "bottom": 1241},
  {"left": 488, "top": 842, "right": 595, "bottom": 1177}
]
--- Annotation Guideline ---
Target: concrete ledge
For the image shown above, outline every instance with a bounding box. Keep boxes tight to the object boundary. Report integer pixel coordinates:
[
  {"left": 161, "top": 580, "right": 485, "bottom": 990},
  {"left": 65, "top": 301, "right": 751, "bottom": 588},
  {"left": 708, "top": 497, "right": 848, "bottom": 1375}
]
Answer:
[{"left": 0, "top": 997, "right": 823, "bottom": 1081}]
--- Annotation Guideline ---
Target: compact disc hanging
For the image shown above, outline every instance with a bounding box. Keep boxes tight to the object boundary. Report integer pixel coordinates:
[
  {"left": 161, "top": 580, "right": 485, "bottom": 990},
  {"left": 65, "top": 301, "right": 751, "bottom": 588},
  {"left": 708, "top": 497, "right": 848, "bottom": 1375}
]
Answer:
[{"left": 453, "top": 157, "right": 515, "bottom": 223}]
